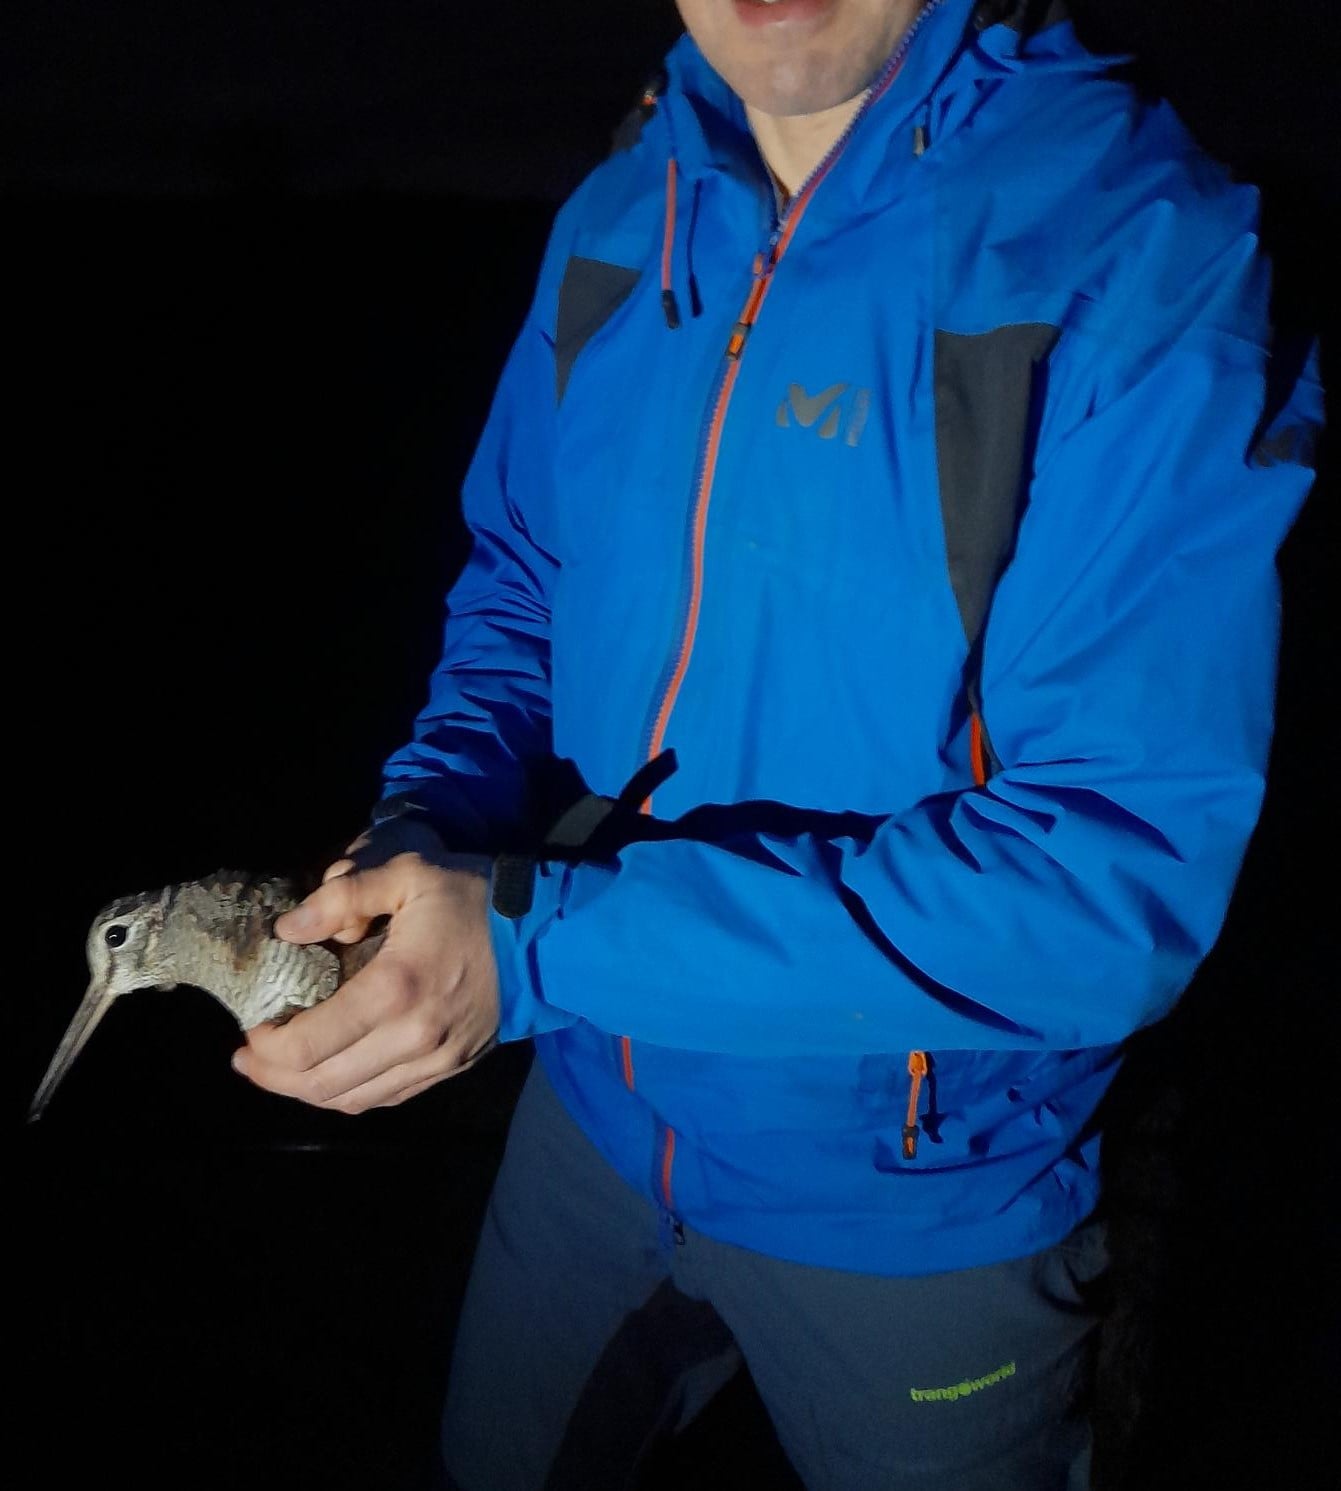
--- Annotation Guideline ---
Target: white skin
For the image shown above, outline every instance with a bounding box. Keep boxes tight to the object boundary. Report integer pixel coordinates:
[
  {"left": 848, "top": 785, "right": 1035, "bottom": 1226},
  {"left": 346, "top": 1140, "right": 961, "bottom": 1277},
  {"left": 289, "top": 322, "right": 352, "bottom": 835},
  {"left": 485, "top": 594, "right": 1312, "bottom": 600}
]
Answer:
[
  {"left": 233, "top": 0, "right": 922, "bottom": 1114},
  {"left": 232, "top": 821, "right": 499, "bottom": 1113},
  {"left": 677, "top": 0, "right": 923, "bottom": 194}
]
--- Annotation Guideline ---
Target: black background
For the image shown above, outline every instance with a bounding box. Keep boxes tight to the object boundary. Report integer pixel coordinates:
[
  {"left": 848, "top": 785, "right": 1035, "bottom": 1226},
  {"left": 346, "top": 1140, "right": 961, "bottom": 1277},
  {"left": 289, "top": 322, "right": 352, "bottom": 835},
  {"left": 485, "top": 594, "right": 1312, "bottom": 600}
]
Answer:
[{"left": 6, "top": 3, "right": 1337, "bottom": 1488}]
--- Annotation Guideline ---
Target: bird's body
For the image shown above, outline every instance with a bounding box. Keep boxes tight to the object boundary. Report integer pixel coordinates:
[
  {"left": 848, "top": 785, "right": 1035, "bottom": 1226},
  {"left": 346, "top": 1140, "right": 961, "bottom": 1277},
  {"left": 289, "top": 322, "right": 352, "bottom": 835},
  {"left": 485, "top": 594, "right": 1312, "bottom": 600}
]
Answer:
[
  {"left": 29, "top": 870, "right": 384, "bottom": 1119},
  {"left": 127, "top": 872, "right": 351, "bottom": 1028}
]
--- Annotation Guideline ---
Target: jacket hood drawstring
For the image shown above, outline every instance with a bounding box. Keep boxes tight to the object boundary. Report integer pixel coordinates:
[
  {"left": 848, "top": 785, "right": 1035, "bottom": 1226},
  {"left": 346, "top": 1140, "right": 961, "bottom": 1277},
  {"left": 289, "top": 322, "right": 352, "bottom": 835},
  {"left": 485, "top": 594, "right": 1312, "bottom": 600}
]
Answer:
[
  {"left": 642, "top": 71, "right": 692, "bottom": 333},
  {"left": 623, "top": 72, "right": 686, "bottom": 333},
  {"left": 661, "top": 157, "right": 682, "bottom": 330},
  {"left": 655, "top": 4, "right": 943, "bottom": 333}
]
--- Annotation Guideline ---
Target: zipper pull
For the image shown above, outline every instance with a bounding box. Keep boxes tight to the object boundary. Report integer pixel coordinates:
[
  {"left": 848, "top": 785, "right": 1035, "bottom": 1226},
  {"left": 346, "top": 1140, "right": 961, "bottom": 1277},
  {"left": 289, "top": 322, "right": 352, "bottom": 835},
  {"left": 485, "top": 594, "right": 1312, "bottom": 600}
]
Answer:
[
  {"left": 902, "top": 1050, "right": 930, "bottom": 1159},
  {"left": 726, "top": 265, "right": 771, "bottom": 360},
  {"left": 913, "top": 98, "right": 933, "bottom": 159}
]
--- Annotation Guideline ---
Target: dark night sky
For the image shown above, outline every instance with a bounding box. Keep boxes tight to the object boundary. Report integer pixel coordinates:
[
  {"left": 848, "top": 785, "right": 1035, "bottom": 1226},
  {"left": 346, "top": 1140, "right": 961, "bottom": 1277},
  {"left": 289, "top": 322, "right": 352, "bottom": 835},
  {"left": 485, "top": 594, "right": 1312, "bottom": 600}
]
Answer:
[
  {"left": 6, "top": 6, "right": 1337, "bottom": 1490},
  {"left": 3, "top": 0, "right": 685, "bottom": 197},
  {"left": 2, "top": 1, "right": 1337, "bottom": 202}
]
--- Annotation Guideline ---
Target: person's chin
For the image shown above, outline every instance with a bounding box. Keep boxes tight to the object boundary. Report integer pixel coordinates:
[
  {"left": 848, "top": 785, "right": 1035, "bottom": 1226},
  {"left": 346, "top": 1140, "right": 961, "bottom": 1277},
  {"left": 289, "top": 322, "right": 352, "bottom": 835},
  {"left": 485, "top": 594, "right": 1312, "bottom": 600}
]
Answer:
[{"left": 733, "top": 57, "right": 863, "bottom": 118}]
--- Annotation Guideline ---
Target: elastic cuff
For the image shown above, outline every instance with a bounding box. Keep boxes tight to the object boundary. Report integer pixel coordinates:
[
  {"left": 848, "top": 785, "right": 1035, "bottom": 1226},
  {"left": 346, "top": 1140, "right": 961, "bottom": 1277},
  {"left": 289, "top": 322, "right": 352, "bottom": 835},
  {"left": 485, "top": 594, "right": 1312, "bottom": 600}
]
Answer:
[
  {"left": 488, "top": 865, "right": 575, "bottom": 1044},
  {"left": 372, "top": 780, "right": 492, "bottom": 853}
]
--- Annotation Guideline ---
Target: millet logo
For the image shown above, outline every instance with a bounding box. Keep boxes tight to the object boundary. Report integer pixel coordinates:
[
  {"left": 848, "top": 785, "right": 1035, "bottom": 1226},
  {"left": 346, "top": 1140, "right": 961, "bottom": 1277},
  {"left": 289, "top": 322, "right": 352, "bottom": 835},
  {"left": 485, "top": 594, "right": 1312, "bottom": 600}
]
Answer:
[{"left": 776, "top": 381, "right": 872, "bottom": 447}]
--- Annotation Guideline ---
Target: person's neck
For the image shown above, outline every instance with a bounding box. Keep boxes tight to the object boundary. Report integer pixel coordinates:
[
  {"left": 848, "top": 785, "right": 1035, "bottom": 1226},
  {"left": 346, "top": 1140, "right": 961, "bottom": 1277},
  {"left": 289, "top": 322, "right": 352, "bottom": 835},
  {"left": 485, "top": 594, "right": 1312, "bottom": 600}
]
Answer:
[{"left": 745, "top": 93, "right": 867, "bottom": 204}]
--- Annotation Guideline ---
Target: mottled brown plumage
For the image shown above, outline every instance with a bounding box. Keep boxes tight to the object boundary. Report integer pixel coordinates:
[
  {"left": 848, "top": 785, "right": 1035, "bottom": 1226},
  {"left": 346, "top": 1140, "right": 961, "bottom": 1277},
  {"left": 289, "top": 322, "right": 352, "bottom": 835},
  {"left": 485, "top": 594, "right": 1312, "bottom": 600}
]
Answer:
[{"left": 29, "top": 871, "right": 384, "bottom": 1120}]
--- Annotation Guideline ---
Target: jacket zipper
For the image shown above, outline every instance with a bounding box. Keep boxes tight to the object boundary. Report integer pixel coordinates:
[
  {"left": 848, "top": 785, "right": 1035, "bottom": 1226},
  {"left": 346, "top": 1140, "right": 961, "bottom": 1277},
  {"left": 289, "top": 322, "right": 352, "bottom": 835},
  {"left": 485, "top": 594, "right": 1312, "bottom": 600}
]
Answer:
[
  {"left": 627, "top": 0, "right": 946, "bottom": 1192},
  {"left": 633, "top": 200, "right": 839, "bottom": 789},
  {"left": 660, "top": 1124, "right": 677, "bottom": 1211},
  {"left": 905, "top": 698, "right": 993, "bottom": 1154},
  {"left": 635, "top": 0, "right": 944, "bottom": 808}
]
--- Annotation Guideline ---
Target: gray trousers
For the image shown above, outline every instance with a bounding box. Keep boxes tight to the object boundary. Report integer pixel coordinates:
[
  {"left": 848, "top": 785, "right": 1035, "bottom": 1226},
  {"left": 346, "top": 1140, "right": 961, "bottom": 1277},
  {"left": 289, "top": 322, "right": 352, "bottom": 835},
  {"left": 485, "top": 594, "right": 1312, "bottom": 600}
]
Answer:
[{"left": 442, "top": 1060, "right": 1107, "bottom": 1491}]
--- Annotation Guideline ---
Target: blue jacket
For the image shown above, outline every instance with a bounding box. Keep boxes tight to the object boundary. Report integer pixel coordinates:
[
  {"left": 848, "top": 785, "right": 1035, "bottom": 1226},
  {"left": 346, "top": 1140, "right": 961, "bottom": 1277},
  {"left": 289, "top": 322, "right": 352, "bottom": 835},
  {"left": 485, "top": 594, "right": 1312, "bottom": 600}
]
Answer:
[{"left": 380, "top": 0, "right": 1322, "bottom": 1274}]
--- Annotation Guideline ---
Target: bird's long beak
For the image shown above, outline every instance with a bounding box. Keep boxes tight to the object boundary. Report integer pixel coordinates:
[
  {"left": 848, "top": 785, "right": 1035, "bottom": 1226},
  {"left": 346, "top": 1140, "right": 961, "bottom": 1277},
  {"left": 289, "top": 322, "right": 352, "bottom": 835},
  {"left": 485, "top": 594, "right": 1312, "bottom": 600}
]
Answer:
[{"left": 28, "top": 982, "right": 118, "bottom": 1121}]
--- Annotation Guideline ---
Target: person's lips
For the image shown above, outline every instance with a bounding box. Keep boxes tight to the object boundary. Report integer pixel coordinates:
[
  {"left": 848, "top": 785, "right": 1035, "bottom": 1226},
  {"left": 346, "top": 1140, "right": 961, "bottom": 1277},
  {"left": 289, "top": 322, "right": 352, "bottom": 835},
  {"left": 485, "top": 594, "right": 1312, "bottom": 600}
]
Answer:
[{"left": 731, "top": 0, "right": 837, "bottom": 31}]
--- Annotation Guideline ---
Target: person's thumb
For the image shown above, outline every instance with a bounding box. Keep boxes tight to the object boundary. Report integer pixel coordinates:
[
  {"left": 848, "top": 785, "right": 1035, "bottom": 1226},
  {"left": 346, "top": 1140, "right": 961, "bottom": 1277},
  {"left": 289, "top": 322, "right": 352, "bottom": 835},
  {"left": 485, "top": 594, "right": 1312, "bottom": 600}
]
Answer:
[{"left": 275, "top": 863, "right": 405, "bottom": 946}]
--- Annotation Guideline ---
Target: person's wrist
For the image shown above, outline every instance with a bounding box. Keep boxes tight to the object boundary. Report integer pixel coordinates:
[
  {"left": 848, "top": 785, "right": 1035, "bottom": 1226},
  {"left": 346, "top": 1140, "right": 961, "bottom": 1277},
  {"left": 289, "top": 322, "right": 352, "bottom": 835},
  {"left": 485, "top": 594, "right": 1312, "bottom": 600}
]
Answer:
[
  {"left": 346, "top": 811, "right": 451, "bottom": 873},
  {"left": 369, "top": 793, "right": 443, "bottom": 838},
  {"left": 439, "top": 849, "right": 493, "bottom": 881},
  {"left": 370, "top": 792, "right": 515, "bottom": 907}
]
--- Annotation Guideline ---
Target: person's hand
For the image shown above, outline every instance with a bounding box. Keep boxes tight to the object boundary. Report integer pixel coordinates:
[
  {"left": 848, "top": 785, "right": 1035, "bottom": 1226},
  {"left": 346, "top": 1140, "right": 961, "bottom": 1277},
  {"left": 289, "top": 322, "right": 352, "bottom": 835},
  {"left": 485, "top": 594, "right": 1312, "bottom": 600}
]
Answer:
[{"left": 231, "top": 821, "right": 498, "bottom": 1113}]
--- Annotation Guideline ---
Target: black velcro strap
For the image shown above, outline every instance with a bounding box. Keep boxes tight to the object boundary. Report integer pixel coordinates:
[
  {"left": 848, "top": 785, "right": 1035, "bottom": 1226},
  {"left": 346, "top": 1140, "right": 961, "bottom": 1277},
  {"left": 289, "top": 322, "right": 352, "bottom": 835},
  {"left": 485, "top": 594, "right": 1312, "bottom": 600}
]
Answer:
[
  {"left": 490, "top": 751, "right": 680, "bottom": 921},
  {"left": 544, "top": 793, "right": 620, "bottom": 851},
  {"left": 492, "top": 854, "right": 537, "bottom": 920},
  {"left": 542, "top": 749, "right": 679, "bottom": 854},
  {"left": 614, "top": 749, "right": 679, "bottom": 811}
]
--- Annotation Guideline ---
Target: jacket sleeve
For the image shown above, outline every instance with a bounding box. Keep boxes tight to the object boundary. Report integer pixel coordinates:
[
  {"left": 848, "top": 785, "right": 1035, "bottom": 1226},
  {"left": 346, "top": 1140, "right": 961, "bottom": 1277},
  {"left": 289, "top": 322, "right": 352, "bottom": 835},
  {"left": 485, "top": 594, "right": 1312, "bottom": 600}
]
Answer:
[
  {"left": 378, "top": 304, "right": 559, "bottom": 853},
  {"left": 496, "top": 278, "right": 1323, "bottom": 1056}
]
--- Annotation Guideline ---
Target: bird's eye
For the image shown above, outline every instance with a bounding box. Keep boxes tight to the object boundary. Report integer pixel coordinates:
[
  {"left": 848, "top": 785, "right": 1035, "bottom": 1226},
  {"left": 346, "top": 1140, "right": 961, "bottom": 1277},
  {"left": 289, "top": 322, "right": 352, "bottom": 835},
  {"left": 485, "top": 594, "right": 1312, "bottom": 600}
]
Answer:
[{"left": 104, "top": 925, "right": 128, "bottom": 948}]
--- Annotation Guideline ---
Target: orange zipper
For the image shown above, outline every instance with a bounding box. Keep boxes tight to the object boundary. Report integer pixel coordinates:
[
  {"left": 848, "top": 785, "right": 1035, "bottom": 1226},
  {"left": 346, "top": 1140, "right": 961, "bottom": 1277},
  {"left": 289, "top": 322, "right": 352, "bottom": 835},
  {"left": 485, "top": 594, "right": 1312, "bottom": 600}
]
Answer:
[
  {"left": 639, "top": 157, "right": 847, "bottom": 816},
  {"left": 620, "top": 1034, "right": 635, "bottom": 1091},
  {"left": 635, "top": 25, "right": 936, "bottom": 1169},
  {"left": 903, "top": 711, "right": 991, "bottom": 1156},
  {"left": 902, "top": 1050, "right": 930, "bottom": 1159},
  {"left": 660, "top": 1126, "right": 677, "bottom": 1211},
  {"left": 969, "top": 710, "right": 990, "bottom": 788},
  {"left": 637, "top": 3, "right": 930, "bottom": 814}
]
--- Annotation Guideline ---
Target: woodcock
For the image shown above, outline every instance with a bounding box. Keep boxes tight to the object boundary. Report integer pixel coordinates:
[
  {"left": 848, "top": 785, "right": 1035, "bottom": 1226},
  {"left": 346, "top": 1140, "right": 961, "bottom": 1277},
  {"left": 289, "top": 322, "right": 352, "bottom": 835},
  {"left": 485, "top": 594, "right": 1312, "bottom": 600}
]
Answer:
[{"left": 28, "top": 871, "right": 384, "bottom": 1120}]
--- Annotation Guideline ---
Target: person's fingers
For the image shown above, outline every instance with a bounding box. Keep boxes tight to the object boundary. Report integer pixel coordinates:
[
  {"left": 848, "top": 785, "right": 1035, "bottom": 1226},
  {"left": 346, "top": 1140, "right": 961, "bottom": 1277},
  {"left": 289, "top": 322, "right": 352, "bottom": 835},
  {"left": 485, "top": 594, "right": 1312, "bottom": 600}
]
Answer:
[
  {"left": 301, "top": 1028, "right": 495, "bottom": 1113},
  {"left": 275, "top": 860, "right": 411, "bottom": 945},
  {"left": 240, "top": 932, "right": 445, "bottom": 1071},
  {"left": 235, "top": 1039, "right": 435, "bottom": 1110},
  {"left": 316, "top": 857, "right": 366, "bottom": 941},
  {"left": 317, "top": 858, "right": 364, "bottom": 946},
  {"left": 376, "top": 1071, "right": 448, "bottom": 1108},
  {"left": 233, "top": 994, "right": 494, "bottom": 1112},
  {"left": 239, "top": 887, "right": 483, "bottom": 1081},
  {"left": 367, "top": 1039, "right": 498, "bottom": 1111},
  {"left": 235, "top": 865, "right": 495, "bottom": 1111}
]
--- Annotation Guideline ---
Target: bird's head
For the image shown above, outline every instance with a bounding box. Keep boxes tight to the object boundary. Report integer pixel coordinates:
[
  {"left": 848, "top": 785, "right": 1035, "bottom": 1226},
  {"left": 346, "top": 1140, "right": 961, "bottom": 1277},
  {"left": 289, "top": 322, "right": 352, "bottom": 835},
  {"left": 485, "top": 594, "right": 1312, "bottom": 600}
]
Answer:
[
  {"left": 29, "top": 885, "right": 184, "bottom": 1121},
  {"left": 84, "top": 888, "right": 181, "bottom": 1000}
]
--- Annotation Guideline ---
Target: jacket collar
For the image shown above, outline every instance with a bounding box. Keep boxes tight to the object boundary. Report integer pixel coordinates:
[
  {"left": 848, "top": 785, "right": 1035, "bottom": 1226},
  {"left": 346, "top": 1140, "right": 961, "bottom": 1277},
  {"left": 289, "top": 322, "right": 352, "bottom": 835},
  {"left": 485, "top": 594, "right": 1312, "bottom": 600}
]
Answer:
[{"left": 655, "top": 0, "right": 1129, "bottom": 222}]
